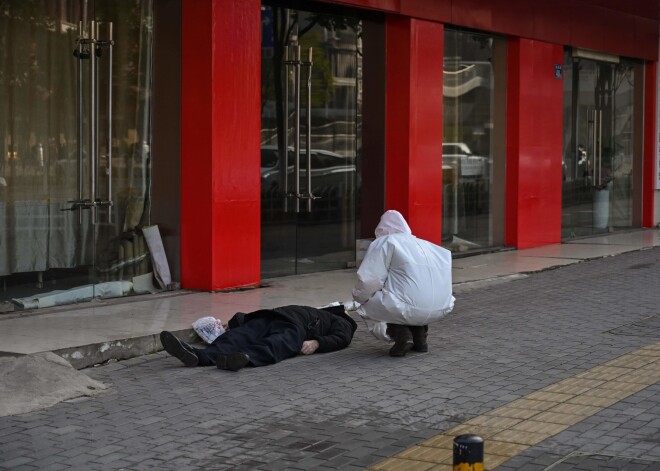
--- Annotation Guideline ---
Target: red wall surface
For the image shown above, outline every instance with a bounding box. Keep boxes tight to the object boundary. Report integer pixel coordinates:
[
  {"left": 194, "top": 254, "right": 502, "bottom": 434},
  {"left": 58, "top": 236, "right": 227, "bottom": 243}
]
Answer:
[
  {"left": 385, "top": 17, "right": 444, "bottom": 244},
  {"left": 506, "top": 39, "right": 564, "bottom": 248},
  {"left": 643, "top": 61, "right": 658, "bottom": 227},
  {"left": 323, "top": 0, "right": 659, "bottom": 61},
  {"left": 181, "top": 0, "right": 261, "bottom": 290},
  {"left": 178, "top": 0, "right": 657, "bottom": 290}
]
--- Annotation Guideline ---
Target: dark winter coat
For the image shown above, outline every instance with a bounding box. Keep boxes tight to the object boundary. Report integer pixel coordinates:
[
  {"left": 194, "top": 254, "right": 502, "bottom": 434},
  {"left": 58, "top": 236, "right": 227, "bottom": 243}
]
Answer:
[{"left": 227, "top": 305, "right": 357, "bottom": 353}]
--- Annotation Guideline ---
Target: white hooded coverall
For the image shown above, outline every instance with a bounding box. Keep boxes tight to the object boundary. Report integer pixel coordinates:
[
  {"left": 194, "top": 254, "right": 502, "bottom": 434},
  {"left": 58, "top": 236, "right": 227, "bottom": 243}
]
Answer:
[{"left": 352, "top": 210, "right": 455, "bottom": 341}]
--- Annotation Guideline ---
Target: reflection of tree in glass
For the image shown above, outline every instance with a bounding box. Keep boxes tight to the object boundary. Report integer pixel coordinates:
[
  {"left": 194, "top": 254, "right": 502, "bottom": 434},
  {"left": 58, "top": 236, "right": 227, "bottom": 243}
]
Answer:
[
  {"left": 0, "top": 0, "right": 76, "bottom": 179},
  {"left": 299, "top": 31, "right": 332, "bottom": 107},
  {"left": 0, "top": 0, "right": 151, "bottom": 175},
  {"left": 261, "top": 7, "right": 360, "bottom": 155}
]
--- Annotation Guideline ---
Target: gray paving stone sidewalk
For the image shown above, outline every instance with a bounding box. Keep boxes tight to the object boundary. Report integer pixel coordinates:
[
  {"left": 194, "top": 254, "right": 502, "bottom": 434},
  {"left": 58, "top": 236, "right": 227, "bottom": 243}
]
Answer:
[{"left": 2, "top": 247, "right": 660, "bottom": 470}]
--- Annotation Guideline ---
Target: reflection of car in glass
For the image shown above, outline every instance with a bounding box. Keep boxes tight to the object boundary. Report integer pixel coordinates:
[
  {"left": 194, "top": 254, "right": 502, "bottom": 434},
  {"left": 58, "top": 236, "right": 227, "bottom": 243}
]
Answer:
[
  {"left": 442, "top": 142, "right": 488, "bottom": 178},
  {"left": 261, "top": 146, "right": 356, "bottom": 194}
]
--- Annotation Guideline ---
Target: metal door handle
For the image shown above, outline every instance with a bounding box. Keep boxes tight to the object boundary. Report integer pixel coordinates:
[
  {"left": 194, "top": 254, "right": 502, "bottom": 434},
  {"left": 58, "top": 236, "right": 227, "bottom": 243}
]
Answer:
[
  {"left": 589, "top": 107, "right": 597, "bottom": 185},
  {"left": 93, "top": 22, "right": 115, "bottom": 218},
  {"left": 283, "top": 46, "right": 318, "bottom": 212},
  {"left": 591, "top": 109, "right": 603, "bottom": 186},
  {"left": 592, "top": 108, "right": 596, "bottom": 185},
  {"left": 75, "top": 21, "right": 86, "bottom": 223},
  {"left": 597, "top": 109, "right": 602, "bottom": 186},
  {"left": 301, "top": 47, "right": 318, "bottom": 212},
  {"left": 295, "top": 46, "right": 302, "bottom": 211},
  {"left": 283, "top": 47, "right": 290, "bottom": 213},
  {"left": 283, "top": 45, "right": 301, "bottom": 212},
  {"left": 104, "top": 22, "right": 114, "bottom": 222},
  {"left": 71, "top": 21, "right": 114, "bottom": 222}
]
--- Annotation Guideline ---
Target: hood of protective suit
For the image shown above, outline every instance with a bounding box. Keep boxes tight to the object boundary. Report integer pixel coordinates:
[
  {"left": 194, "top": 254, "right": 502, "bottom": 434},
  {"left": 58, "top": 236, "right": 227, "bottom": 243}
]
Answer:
[{"left": 374, "top": 210, "right": 412, "bottom": 238}]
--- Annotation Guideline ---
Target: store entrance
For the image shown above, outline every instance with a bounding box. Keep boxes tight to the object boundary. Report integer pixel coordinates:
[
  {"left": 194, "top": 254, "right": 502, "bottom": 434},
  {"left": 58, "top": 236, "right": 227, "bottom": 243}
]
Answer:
[
  {"left": 0, "top": 1, "right": 153, "bottom": 312},
  {"left": 260, "top": 4, "right": 361, "bottom": 278},
  {"left": 562, "top": 51, "right": 636, "bottom": 239}
]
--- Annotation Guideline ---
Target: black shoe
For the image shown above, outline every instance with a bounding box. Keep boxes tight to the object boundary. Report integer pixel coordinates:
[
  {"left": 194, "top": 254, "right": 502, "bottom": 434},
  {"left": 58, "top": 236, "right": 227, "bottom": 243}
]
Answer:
[
  {"left": 160, "top": 331, "right": 199, "bottom": 367},
  {"left": 215, "top": 352, "right": 250, "bottom": 371},
  {"left": 389, "top": 339, "right": 414, "bottom": 357},
  {"left": 410, "top": 325, "right": 429, "bottom": 353},
  {"left": 387, "top": 324, "right": 414, "bottom": 357},
  {"left": 413, "top": 343, "right": 429, "bottom": 353}
]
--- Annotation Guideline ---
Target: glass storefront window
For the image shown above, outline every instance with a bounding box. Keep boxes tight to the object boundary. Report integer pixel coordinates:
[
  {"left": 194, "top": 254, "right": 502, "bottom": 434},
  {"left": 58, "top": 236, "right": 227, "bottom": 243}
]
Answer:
[
  {"left": 443, "top": 29, "right": 498, "bottom": 253},
  {"left": 260, "top": 5, "right": 361, "bottom": 278},
  {"left": 0, "top": 1, "right": 154, "bottom": 312},
  {"left": 562, "top": 50, "right": 637, "bottom": 238}
]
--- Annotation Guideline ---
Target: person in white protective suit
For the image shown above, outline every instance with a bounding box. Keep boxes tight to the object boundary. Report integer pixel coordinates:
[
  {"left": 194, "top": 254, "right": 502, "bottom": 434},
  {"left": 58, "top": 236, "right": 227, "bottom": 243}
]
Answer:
[{"left": 352, "top": 210, "right": 455, "bottom": 357}]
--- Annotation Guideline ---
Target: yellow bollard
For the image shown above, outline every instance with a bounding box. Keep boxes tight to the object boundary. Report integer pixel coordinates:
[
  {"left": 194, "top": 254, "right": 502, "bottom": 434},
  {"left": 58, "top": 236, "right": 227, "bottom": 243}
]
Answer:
[{"left": 453, "top": 434, "right": 484, "bottom": 471}]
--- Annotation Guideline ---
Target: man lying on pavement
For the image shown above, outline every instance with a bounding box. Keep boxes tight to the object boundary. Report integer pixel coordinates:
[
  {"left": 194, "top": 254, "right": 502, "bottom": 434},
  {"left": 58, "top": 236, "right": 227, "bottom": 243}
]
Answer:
[{"left": 160, "top": 304, "right": 357, "bottom": 372}]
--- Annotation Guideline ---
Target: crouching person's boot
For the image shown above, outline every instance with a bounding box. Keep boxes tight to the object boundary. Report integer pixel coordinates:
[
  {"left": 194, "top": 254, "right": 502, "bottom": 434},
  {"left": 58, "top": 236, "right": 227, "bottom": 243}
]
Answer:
[
  {"left": 386, "top": 323, "right": 414, "bottom": 357},
  {"left": 410, "top": 325, "right": 429, "bottom": 352}
]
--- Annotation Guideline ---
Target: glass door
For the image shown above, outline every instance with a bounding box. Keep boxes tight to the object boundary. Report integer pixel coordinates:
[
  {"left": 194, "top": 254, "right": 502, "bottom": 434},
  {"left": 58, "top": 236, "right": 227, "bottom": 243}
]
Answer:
[
  {"left": 442, "top": 30, "right": 501, "bottom": 253},
  {"left": 260, "top": 5, "right": 360, "bottom": 278},
  {"left": 562, "top": 52, "right": 636, "bottom": 238},
  {"left": 0, "top": 0, "right": 153, "bottom": 312}
]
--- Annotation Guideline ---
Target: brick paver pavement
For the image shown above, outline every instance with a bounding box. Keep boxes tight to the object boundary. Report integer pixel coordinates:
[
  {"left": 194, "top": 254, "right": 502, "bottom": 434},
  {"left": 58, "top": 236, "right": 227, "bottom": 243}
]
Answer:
[{"left": 2, "top": 247, "right": 660, "bottom": 470}]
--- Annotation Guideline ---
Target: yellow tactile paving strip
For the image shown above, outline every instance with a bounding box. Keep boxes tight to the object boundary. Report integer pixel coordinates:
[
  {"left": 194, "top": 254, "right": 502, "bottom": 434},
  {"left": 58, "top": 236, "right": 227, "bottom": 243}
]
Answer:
[{"left": 367, "top": 343, "right": 660, "bottom": 471}]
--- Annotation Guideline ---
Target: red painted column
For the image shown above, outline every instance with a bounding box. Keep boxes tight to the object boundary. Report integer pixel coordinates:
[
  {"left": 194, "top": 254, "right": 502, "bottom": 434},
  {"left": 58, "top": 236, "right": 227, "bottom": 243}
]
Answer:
[
  {"left": 180, "top": 0, "right": 261, "bottom": 290},
  {"left": 385, "top": 16, "right": 444, "bottom": 243},
  {"left": 642, "top": 61, "right": 657, "bottom": 227},
  {"left": 505, "top": 39, "right": 564, "bottom": 248}
]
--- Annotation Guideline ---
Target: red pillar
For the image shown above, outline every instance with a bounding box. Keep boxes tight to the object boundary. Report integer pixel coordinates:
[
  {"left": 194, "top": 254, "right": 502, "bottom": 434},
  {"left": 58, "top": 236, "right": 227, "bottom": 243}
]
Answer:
[
  {"left": 385, "top": 17, "right": 444, "bottom": 243},
  {"left": 180, "top": 0, "right": 261, "bottom": 290},
  {"left": 506, "top": 39, "right": 564, "bottom": 248},
  {"left": 643, "top": 61, "right": 657, "bottom": 227}
]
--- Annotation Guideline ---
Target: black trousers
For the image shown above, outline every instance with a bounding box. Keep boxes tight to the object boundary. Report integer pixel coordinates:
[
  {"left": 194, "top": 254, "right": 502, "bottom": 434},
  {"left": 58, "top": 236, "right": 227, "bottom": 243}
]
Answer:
[{"left": 195, "top": 317, "right": 305, "bottom": 367}]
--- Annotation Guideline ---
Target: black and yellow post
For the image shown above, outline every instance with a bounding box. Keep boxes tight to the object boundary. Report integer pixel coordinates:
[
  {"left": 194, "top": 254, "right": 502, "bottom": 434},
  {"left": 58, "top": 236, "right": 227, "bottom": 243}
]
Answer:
[{"left": 453, "top": 434, "right": 484, "bottom": 471}]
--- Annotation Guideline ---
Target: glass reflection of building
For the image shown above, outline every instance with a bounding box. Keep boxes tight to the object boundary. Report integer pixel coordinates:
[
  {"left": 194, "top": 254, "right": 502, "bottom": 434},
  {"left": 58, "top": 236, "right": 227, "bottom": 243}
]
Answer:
[
  {"left": 259, "top": 6, "right": 361, "bottom": 278},
  {"left": 442, "top": 29, "right": 498, "bottom": 253}
]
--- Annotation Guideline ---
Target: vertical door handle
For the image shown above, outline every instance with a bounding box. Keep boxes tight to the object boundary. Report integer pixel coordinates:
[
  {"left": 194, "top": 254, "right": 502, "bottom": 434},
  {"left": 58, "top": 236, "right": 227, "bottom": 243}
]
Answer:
[
  {"left": 304, "top": 47, "right": 314, "bottom": 212},
  {"left": 283, "top": 47, "right": 290, "bottom": 213},
  {"left": 283, "top": 45, "right": 303, "bottom": 213},
  {"left": 597, "top": 110, "right": 603, "bottom": 186},
  {"left": 293, "top": 45, "right": 301, "bottom": 213},
  {"left": 66, "top": 21, "right": 96, "bottom": 217},
  {"left": 104, "top": 22, "right": 114, "bottom": 223},
  {"left": 282, "top": 46, "right": 318, "bottom": 213},
  {"left": 66, "top": 21, "right": 114, "bottom": 220},
  {"left": 76, "top": 21, "right": 85, "bottom": 223},
  {"left": 90, "top": 21, "right": 98, "bottom": 214},
  {"left": 593, "top": 109, "right": 600, "bottom": 186}
]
